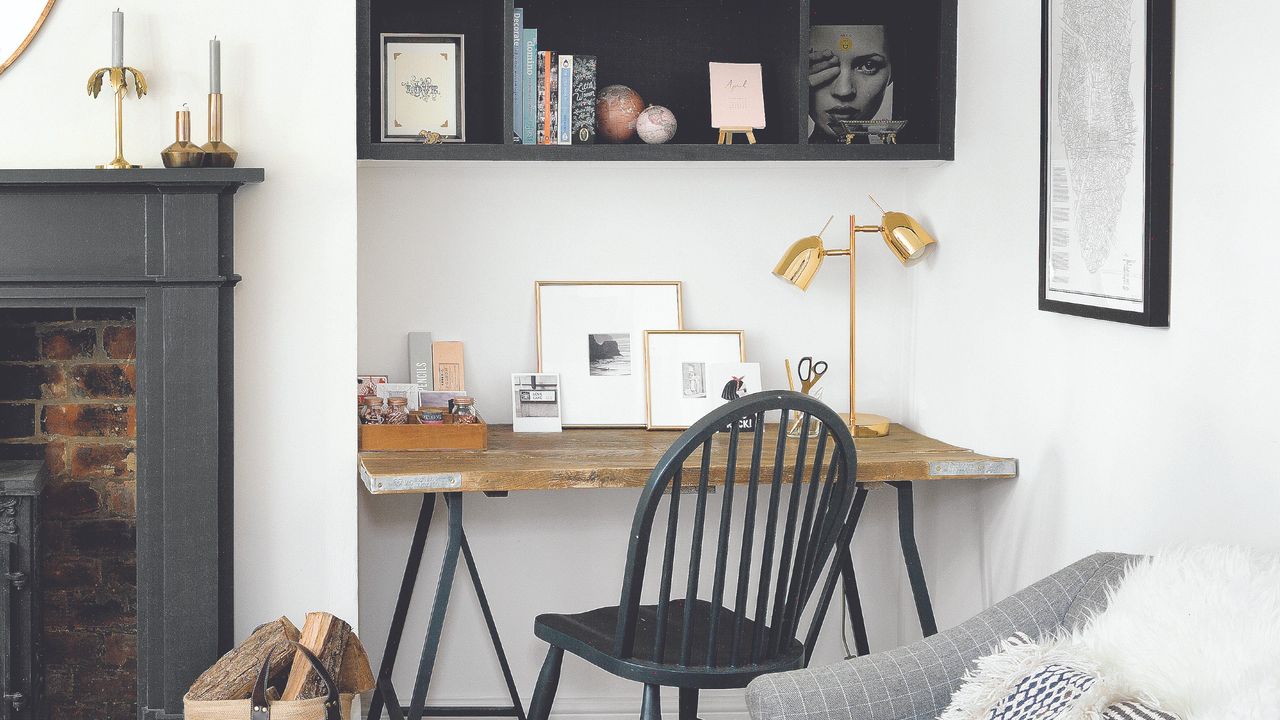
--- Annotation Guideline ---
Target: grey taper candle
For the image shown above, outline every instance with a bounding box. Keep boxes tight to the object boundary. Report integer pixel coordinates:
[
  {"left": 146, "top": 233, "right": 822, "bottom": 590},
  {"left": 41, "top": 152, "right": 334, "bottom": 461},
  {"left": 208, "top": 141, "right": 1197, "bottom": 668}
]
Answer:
[
  {"left": 111, "top": 9, "right": 124, "bottom": 68},
  {"left": 209, "top": 37, "right": 221, "bottom": 93}
]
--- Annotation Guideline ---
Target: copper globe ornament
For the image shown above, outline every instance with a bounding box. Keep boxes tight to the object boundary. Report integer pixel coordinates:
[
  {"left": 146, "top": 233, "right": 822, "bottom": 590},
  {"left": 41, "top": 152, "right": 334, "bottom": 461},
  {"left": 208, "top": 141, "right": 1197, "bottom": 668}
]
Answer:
[{"left": 596, "top": 85, "right": 645, "bottom": 143}]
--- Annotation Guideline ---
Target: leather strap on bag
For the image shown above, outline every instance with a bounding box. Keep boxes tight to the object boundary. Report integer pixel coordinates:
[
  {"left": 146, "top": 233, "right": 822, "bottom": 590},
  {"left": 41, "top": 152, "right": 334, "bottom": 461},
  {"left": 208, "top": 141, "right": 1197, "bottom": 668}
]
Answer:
[{"left": 248, "top": 642, "right": 341, "bottom": 720}]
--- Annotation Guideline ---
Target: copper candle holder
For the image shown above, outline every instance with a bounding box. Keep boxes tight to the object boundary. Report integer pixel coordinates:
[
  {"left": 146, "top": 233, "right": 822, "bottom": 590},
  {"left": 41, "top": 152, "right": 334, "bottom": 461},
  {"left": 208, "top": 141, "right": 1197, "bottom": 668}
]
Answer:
[
  {"left": 161, "top": 105, "right": 206, "bottom": 168},
  {"left": 201, "top": 93, "right": 237, "bottom": 167}
]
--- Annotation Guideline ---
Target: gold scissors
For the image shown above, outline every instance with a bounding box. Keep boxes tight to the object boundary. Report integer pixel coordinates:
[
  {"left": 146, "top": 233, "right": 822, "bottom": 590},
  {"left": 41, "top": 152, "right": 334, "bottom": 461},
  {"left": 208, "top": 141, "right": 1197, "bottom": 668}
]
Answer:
[{"left": 797, "top": 356, "right": 828, "bottom": 395}]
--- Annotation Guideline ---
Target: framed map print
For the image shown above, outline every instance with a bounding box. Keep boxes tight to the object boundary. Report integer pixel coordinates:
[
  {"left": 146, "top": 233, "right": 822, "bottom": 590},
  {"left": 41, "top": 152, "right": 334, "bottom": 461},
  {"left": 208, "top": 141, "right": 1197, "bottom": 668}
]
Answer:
[
  {"left": 381, "top": 33, "right": 465, "bottom": 142},
  {"left": 1039, "top": 0, "right": 1173, "bottom": 326}
]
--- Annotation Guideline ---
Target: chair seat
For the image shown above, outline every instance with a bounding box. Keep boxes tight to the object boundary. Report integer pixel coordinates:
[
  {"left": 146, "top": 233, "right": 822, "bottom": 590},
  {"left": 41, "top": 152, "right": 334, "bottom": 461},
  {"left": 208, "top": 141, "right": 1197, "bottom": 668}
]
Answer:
[{"left": 534, "top": 600, "right": 805, "bottom": 689}]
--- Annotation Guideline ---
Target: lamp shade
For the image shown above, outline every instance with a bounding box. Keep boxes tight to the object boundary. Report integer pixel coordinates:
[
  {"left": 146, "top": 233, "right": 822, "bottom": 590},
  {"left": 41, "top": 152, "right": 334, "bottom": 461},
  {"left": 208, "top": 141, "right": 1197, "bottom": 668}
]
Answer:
[
  {"left": 772, "top": 235, "right": 826, "bottom": 291},
  {"left": 881, "top": 211, "right": 937, "bottom": 266}
]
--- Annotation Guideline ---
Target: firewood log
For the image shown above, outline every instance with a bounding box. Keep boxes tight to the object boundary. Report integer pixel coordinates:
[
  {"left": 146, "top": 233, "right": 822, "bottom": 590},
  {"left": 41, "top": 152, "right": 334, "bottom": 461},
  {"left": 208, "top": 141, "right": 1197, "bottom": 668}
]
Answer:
[
  {"left": 339, "top": 633, "right": 376, "bottom": 694},
  {"left": 187, "top": 616, "right": 300, "bottom": 701},
  {"left": 281, "top": 612, "right": 353, "bottom": 700}
]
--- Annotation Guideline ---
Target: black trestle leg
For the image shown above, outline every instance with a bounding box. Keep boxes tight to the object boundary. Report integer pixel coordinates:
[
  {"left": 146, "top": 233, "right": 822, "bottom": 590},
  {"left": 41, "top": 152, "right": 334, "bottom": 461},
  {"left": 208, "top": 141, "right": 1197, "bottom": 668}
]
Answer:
[
  {"left": 527, "top": 645, "right": 564, "bottom": 720},
  {"left": 460, "top": 529, "right": 527, "bottom": 720},
  {"left": 640, "top": 684, "right": 661, "bottom": 720},
  {"left": 406, "top": 493, "right": 465, "bottom": 720},
  {"left": 891, "top": 482, "right": 938, "bottom": 637},
  {"left": 838, "top": 487, "right": 871, "bottom": 656},
  {"left": 838, "top": 548, "right": 871, "bottom": 657},
  {"left": 678, "top": 687, "right": 699, "bottom": 720},
  {"left": 368, "top": 494, "right": 436, "bottom": 720}
]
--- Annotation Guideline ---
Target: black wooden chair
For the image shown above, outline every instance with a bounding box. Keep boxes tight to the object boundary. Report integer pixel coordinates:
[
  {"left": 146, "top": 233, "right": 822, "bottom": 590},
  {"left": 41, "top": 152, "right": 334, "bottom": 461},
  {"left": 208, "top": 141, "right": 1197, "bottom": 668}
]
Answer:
[{"left": 527, "top": 391, "right": 859, "bottom": 720}]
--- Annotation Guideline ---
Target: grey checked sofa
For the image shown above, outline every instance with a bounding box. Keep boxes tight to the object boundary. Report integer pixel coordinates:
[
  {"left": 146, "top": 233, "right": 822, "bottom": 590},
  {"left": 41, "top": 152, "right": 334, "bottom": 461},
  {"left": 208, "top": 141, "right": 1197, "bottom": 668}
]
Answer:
[{"left": 746, "top": 552, "right": 1135, "bottom": 720}]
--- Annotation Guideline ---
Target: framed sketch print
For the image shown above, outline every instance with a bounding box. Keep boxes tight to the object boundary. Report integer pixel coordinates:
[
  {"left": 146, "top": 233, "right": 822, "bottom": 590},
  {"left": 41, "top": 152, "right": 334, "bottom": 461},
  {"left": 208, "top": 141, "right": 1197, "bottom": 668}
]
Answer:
[
  {"left": 536, "top": 281, "right": 683, "bottom": 427},
  {"left": 381, "top": 33, "right": 465, "bottom": 142},
  {"left": 1040, "top": 0, "right": 1173, "bottom": 326},
  {"left": 643, "top": 330, "right": 749, "bottom": 430}
]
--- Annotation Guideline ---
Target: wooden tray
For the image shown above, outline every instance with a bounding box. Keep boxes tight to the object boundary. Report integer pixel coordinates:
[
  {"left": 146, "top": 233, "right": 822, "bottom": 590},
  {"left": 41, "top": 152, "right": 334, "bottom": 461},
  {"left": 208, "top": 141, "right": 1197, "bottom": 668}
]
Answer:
[{"left": 359, "top": 418, "right": 488, "bottom": 452}]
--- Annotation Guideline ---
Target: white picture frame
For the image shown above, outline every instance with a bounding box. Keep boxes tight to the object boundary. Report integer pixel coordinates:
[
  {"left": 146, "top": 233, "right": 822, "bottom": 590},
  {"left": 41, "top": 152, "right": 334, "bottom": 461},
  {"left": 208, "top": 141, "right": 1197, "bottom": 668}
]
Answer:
[
  {"left": 381, "top": 33, "right": 466, "bottom": 142},
  {"left": 536, "top": 281, "right": 683, "bottom": 427},
  {"left": 511, "top": 373, "right": 563, "bottom": 433},
  {"left": 643, "top": 330, "right": 750, "bottom": 430}
]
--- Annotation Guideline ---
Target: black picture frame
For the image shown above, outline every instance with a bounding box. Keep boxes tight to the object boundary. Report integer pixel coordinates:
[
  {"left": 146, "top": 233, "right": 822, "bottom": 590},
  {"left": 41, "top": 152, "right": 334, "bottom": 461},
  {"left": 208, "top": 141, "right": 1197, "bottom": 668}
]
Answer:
[
  {"left": 1039, "top": 0, "right": 1173, "bottom": 327},
  {"left": 380, "top": 33, "right": 467, "bottom": 143}
]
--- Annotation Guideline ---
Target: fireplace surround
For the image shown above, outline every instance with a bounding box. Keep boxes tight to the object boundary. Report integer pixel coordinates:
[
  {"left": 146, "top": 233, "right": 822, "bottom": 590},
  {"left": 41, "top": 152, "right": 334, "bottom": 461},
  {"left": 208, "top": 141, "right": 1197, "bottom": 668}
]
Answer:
[{"left": 0, "top": 168, "right": 263, "bottom": 719}]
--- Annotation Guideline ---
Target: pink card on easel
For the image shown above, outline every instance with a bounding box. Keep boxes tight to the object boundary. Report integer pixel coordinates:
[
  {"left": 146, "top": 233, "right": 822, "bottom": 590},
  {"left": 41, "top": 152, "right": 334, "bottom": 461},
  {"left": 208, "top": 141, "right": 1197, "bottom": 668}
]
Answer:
[{"left": 709, "top": 62, "right": 766, "bottom": 129}]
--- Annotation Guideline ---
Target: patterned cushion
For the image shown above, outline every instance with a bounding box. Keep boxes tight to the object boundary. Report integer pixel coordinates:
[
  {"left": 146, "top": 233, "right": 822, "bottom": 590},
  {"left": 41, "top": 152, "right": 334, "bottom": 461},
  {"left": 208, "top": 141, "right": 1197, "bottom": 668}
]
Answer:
[
  {"left": 985, "top": 663, "right": 1096, "bottom": 720},
  {"left": 1101, "top": 700, "right": 1180, "bottom": 720}
]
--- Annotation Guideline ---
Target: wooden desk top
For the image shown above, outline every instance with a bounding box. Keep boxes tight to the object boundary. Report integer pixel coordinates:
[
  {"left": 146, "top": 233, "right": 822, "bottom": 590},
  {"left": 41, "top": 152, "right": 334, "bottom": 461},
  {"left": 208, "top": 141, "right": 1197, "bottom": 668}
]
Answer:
[{"left": 359, "top": 424, "right": 1017, "bottom": 495}]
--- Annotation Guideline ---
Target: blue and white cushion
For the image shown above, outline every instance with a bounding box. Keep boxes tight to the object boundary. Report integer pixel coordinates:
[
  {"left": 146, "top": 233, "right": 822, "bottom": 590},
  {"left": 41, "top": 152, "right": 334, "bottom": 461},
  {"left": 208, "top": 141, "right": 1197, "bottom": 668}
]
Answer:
[
  {"left": 985, "top": 663, "right": 1096, "bottom": 720},
  {"left": 1101, "top": 701, "right": 1179, "bottom": 720}
]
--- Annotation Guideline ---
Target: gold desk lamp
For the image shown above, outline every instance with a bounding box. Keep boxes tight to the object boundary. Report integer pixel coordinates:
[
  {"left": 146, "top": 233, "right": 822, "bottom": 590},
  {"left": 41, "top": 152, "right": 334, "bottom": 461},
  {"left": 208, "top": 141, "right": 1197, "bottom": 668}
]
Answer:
[{"left": 772, "top": 198, "right": 937, "bottom": 438}]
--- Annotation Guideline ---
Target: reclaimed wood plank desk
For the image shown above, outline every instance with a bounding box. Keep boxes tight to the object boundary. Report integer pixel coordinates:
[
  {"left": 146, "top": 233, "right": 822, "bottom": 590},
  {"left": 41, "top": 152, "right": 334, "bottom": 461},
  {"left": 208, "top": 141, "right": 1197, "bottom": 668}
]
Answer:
[{"left": 360, "top": 424, "right": 1017, "bottom": 720}]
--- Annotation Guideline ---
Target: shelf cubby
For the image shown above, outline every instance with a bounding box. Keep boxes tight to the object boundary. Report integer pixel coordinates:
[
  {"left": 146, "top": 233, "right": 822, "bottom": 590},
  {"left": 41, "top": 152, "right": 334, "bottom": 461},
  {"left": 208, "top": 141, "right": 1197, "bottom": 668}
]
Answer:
[{"left": 356, "top": 0, "right": 956, "bottom": 162}]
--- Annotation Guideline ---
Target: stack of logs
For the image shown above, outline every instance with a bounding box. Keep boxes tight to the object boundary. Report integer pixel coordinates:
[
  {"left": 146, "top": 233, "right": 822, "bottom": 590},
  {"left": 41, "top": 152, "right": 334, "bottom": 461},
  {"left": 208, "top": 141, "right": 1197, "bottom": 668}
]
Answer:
[{"left": 187, "top": 613, "right": 376, "bottom": 702}]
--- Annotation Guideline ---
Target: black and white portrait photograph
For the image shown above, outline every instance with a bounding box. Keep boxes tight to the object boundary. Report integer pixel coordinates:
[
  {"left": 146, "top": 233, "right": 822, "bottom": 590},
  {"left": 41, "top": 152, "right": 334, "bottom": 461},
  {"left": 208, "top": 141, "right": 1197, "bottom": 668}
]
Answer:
[
  {"left": 682, "top": 362, "right": 706, "bottom": 398},
  {"left": 809, "top": 24, "right": 894, "bottom": 143},
  {"left": 588, "top": 333, "right": 631, "bottom": 376}
]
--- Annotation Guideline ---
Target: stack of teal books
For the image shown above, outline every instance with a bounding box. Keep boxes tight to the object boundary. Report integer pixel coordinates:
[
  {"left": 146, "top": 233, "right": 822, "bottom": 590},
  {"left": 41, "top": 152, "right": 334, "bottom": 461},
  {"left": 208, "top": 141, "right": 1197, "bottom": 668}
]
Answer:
[{"left": 513, "top": 9, "right": 597, "bottom": 145}]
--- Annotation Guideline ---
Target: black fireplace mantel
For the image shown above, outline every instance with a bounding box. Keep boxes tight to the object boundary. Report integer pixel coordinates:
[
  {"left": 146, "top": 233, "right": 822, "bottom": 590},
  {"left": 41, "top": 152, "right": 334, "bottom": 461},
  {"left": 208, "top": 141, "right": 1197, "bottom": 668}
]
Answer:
[{"left": 1, "top": 168, "right": 264, "bottom": 719}]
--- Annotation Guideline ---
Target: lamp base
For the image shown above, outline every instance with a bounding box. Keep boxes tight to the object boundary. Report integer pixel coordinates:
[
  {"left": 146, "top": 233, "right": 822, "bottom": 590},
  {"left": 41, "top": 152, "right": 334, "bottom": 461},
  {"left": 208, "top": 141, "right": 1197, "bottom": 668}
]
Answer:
[{"left": 845, "top": 413, "right": 891, "bottom": 438}]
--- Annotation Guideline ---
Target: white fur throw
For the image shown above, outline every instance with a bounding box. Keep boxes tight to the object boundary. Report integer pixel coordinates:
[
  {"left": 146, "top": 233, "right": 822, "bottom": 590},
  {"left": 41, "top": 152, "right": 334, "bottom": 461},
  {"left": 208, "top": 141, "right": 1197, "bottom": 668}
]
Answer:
[{"left": 941, "top": 546, "right": 1280, "bottom": 720}]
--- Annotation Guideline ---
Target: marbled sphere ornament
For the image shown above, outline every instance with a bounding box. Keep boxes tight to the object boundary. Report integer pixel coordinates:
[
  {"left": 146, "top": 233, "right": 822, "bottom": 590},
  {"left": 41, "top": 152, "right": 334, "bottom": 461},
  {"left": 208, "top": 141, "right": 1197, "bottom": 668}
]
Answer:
[
  {"left": 636, "top": 105, "right": 678, "bottom": 145},
  {"left": 596, "top": 85, "right": 645, "bottom": 143}
]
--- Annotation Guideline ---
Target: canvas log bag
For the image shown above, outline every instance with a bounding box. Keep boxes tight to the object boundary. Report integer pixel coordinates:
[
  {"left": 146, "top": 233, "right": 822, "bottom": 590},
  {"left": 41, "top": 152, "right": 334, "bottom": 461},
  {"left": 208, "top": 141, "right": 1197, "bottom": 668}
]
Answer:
[{"left": 185, "top": 643, "right": 355, "bottom": 720}]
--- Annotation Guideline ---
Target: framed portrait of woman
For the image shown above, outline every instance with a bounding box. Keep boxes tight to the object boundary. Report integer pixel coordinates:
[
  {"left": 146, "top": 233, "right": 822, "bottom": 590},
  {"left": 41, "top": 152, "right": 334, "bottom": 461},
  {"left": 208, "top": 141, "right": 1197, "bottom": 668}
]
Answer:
[
  {"left": 1039, "top": 0, "right": 1173, "bottom": 326},
  {"left": 807, "top": 24, "right": 895, "bottom": 145}
]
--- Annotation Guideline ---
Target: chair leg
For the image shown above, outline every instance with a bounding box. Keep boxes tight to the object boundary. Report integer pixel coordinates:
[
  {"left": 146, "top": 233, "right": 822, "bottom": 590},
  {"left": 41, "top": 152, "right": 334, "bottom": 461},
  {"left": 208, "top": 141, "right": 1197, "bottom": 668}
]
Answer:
[
  {"left": 678, "top": 687, "right": 699, "bottom": 720},
  {"left": 527, "top": 645, "right": 564, "bottom": 720},
  {"left": 640, "top": 684, "right": 661, "bottom": 720}
]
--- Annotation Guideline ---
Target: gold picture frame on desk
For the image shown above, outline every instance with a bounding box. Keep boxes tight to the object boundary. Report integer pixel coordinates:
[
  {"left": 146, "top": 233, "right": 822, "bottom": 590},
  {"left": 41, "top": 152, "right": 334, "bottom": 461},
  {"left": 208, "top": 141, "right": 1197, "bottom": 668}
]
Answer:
[
  {"left": 643, "top": 329, "right": 751, "bottom": 430},
  {"left": 535, "top": 281, "right": 683, "bottom": 428}
]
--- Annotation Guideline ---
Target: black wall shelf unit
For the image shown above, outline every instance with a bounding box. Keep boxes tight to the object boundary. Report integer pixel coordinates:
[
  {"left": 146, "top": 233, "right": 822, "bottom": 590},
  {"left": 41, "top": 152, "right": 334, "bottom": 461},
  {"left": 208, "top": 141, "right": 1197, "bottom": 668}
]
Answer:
[{"left": 357, "top": 0, "right": 956, "bottom": 162}]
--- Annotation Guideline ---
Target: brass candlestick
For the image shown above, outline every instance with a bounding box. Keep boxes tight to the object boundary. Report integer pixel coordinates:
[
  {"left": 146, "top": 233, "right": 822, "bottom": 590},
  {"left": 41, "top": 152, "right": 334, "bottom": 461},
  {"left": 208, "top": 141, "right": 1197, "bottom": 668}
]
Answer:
[
  {"left": 87, "top": 66, "right": 148, "bottom": 169},
  {"left": 201, "top": 93, "right": 237, "bottom": 167}
]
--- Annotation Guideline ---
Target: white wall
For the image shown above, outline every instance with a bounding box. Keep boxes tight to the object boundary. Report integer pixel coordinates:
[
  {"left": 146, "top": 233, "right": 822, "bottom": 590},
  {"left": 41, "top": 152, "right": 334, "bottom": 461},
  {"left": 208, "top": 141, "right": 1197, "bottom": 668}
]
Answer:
[
  {"left": 0, "top": 3, "right": 358, "bottom": 637},
  {"left": 360, "top": 0, "right": 1280, "bottom": 715},
  {"left": 909, "top": 0, "right": 1280, "bottom": 628},
  {"left": 356, "top": 163, "right": 925, "bottom": 715}
]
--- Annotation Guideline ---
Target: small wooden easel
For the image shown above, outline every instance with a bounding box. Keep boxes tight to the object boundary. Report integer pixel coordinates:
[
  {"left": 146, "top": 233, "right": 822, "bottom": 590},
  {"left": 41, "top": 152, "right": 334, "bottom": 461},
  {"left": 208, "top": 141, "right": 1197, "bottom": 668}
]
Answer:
[{"left": 716, "top": 127, "right": 757, "bottom": 145}]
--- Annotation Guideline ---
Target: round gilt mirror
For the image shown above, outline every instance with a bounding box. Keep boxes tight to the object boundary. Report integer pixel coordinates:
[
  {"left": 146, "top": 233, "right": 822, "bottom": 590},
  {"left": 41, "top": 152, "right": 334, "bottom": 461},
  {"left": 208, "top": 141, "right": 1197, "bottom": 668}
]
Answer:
[{"left": 1, "top": 0, "right": 56, "bottom": 77}]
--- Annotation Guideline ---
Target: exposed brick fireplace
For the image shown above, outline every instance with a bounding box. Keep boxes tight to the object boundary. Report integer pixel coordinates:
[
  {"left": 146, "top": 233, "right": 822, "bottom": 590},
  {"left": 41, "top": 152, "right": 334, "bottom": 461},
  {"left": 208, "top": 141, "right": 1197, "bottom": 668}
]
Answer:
[
  {"left": 0, "top": 308, "right": 139, "bottom": 719},
  {"left": 0, "top": 168, "right": 262, "bottom": 720}
]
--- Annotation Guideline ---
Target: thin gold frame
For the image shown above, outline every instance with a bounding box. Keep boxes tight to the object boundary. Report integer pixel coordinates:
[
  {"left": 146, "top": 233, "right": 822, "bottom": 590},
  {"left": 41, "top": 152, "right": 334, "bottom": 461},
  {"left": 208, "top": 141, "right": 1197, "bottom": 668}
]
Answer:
[
  {"left": 642, "top": 329, "right": 747, "bottom": 431},
  {"left": 1, "top": 0, "right": 55, "bottom": 77},
  {"left": 535, "top": 281, "right": 684, "bottom": 428}
]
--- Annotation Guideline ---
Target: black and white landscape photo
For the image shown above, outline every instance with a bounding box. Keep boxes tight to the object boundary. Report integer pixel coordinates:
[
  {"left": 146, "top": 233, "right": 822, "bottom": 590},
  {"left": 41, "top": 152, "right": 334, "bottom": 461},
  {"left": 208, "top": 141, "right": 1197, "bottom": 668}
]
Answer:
[{"left": 589, "top": 333, "right": 631, "bottom": 376}]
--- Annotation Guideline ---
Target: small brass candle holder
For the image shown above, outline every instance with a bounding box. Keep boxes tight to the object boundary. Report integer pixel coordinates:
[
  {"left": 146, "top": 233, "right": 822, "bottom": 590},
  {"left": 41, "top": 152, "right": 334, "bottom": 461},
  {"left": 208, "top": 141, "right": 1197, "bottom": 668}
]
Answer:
[
  {"left": 201, "top": 93, "right": 238, "bottom": 167},
  {"left": 162, "top": 105, "right": 206, "bottom": 168},
  {"left": 87, "top": 66, "right": 148, "bottom": 169}
]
